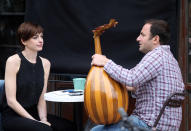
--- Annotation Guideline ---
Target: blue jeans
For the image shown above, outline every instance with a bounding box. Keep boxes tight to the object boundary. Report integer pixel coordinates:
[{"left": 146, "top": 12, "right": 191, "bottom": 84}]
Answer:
[{"left": 90, "top": 115, "right": 150, "bottom": 131}]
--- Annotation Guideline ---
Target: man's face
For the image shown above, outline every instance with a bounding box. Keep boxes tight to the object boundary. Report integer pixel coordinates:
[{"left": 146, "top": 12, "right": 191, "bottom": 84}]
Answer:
[{"left": 136, "top": 23, "right": 155, "bottom": 54}]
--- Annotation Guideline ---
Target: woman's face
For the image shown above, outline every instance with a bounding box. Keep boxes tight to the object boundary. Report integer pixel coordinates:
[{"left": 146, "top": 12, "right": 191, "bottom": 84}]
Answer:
[{"left": 23, "top": 33, "right": 44, "bottom": 52}]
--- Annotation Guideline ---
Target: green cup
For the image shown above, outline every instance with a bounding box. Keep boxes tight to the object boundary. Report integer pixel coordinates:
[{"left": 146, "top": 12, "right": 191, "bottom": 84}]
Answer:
[{"left": 73, "top": 78, "right": 86, "bottom": 90}]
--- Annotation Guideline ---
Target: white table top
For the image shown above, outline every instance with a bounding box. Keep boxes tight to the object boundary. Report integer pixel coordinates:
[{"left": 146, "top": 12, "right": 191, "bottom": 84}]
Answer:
[{"left": 44, "top": 90, "right": 84, "bottom": 102}]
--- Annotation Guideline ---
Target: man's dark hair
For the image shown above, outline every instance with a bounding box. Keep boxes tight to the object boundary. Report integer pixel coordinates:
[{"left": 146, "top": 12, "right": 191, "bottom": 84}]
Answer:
[{"left": 145, "top": 19, "right": 170, "bottom": 44}]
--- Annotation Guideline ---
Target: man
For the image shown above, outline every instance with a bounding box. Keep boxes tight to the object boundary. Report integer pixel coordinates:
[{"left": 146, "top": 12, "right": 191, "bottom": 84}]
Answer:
[{"left": 90, "top": 19, "right": 184, "bottom": 131}]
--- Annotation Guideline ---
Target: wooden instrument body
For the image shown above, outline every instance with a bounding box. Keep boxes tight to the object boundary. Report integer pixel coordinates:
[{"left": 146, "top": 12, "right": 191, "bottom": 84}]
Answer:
[
  {"left": 84, "top": 66, "right": 128, "bottom": 124},
  {"left": 84, "top": 19, "right": 129, "bottom": 125}
]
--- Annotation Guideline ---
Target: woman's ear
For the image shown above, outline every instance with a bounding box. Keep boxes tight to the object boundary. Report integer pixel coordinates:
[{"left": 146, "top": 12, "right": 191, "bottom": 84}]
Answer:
[{"left": 21, "top": 39, "right": 26, "bottom": 46}]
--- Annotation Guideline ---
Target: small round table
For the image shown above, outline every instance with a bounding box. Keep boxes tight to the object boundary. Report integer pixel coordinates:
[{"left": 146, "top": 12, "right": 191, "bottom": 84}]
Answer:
[
  {"left": 44, "top": 90, "right": 84, "bottom": 131},
  {"left": 44, "top": 90, "right": 84, "bottom": 102}
]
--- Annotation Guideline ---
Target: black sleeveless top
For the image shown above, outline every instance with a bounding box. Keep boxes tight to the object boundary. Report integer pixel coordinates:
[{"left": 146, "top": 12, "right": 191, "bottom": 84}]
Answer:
[{"left": 3, "top": 52, "right": 44, "bottom": 112}]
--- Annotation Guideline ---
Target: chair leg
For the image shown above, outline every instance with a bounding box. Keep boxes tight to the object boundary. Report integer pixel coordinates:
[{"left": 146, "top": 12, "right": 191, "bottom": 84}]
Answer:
[{"left": 0, "top": 113, "right": 4, "bottom": 131}]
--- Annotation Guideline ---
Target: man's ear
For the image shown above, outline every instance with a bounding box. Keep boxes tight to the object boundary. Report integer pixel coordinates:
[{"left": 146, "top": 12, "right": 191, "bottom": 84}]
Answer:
[{"left": 153, "top": 35, "right": 160, "bottom": 45}]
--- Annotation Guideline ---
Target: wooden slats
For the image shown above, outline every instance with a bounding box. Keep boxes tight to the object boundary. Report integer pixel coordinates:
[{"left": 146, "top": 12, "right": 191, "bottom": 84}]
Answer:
[
  {"left": 85, "top": 19, "right": 128, "bottom": 125},
  {"left": 84, "top": 66, "right": 129, "bottom": 124}
]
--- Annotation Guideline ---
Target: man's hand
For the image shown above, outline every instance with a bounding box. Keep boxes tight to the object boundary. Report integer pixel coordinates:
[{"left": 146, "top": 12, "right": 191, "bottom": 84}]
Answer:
[
  {"left": 91, "top": 54, "right": 110, "bottom": 66},
  {"left": 122, "top": 85, "right": 136, "bottom": 92}
]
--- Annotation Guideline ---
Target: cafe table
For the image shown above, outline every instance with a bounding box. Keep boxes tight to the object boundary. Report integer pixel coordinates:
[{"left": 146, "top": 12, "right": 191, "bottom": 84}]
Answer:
[{"left": 44, "top": 89, "right": 84, "bottom": 131}]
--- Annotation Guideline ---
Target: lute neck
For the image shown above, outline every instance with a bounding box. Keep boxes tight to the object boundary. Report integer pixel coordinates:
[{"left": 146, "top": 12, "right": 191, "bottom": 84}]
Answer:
[
  {"left": 92, "top": 19, "right": 118, "bottom": 55},
  {"left": 94, "top": 35, "right": 102, "bottom": 54}
]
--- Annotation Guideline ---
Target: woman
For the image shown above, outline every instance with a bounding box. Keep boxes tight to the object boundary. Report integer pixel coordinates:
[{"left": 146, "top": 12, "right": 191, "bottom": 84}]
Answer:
[{"left": 2, "top": 22, "right": 76, "bottom": 131}]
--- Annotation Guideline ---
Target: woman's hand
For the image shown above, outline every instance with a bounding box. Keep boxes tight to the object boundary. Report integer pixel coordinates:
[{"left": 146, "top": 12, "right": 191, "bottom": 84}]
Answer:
[{"left": 39, "top": 120, "right": 51, "bottom": 126}]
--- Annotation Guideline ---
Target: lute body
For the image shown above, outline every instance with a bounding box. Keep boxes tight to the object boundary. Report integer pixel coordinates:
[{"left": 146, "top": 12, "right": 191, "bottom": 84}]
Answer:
[{"left": 84, "top": 19, "right": 129, "bottom": 125}]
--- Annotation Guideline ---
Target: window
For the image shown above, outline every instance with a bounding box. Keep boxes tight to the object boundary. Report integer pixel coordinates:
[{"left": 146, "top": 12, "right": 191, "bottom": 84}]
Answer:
[
  {"left": 188, "top": 0, "right": 191, "bottom": 82},
  {"left": 0, "top": 0, "right": 25, "bottom": 78}
]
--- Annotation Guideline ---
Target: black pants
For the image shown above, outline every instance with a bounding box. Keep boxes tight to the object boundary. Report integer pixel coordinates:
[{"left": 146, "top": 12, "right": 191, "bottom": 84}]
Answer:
[{"left": 2, "top": 106, "right": 77, "bottom": 131}]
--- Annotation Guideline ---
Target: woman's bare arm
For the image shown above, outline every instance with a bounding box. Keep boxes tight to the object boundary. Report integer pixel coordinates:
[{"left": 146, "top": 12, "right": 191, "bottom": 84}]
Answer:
[
  {"left": 5, "top": 55, "right": 36, "bottom": 120},
  {"left": 37, "top": 57, "right": 51, "bottom": 125}
]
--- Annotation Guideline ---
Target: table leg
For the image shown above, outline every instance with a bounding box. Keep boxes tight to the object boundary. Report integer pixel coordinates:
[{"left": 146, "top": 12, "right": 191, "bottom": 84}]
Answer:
[
  {"left": 74, "top": 102, "right": 83, "bottom": 131},
  {"left": 58, "top": 103, "right": 62, "bottom": 117}
]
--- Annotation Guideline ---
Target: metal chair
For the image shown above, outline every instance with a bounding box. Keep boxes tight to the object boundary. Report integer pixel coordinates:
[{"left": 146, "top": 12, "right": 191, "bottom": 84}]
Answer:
[
  {"left": 152, "top": 91, "right": 186, "bottom": 131},
  {"left": 0, "top": 80, "right": 5, "bottom": 131}
]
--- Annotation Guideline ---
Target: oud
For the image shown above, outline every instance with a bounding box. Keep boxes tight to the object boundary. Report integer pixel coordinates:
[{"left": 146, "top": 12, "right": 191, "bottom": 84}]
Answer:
[{"left": 84, "top": 19, "right": 129, "bottom": 125}]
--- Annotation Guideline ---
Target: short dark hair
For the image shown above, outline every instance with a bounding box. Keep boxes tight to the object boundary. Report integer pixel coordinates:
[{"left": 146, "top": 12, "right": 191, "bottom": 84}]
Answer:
[
  {"left": 145, "top": 19, "right": 170, "bottom": 44},
  {"left": 17, "top": 22, "right": 43, "bottom": 42}
]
